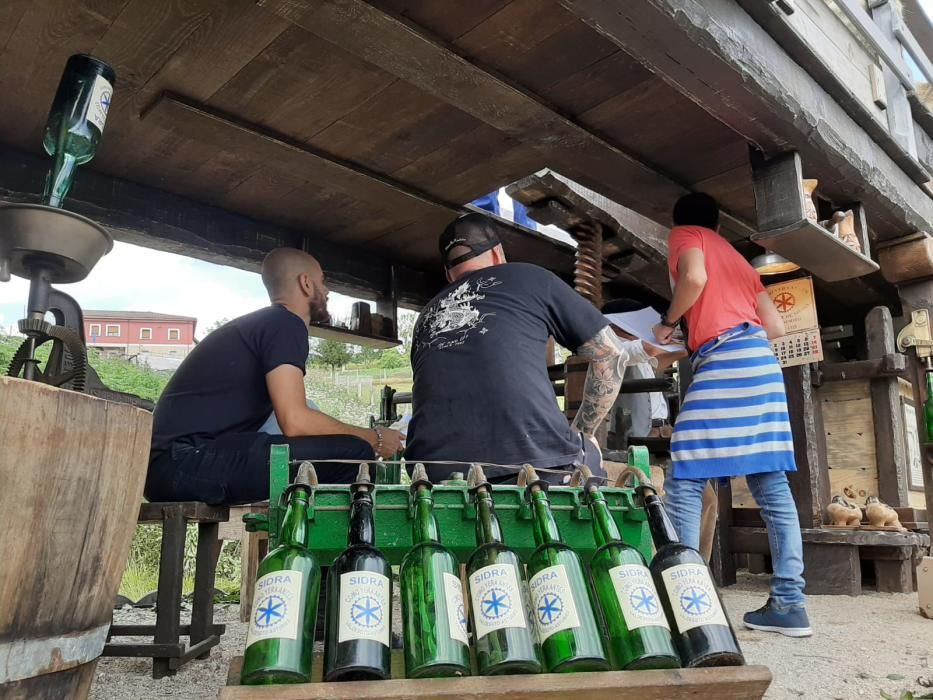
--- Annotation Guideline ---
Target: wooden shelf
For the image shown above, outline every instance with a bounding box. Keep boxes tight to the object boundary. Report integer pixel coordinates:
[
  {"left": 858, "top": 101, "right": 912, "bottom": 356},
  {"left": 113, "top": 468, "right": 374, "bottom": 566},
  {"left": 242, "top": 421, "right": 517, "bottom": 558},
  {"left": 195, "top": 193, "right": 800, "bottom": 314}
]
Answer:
[
  {"left": 751, "top": 219, "right": 880, "bottom": 282},
  {"left": 309, "top": 323, "right": 400, "bottom": 349}
]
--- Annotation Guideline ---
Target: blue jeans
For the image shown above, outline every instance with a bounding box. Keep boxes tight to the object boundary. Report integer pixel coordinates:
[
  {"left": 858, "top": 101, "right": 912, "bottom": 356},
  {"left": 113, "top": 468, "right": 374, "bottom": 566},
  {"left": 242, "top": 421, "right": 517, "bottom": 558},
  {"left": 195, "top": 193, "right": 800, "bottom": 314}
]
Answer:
[{"left": 664, "top": 471, "right": 806, "bottom": 608}]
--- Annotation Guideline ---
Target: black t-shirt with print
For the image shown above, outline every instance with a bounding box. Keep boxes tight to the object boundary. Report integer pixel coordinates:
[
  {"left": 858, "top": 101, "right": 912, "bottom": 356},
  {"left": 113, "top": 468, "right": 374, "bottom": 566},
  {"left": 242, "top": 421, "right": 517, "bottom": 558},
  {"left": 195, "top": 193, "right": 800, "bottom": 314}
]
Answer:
[
  {"left": 406, "top": 263, "right": 608, "bottom": 474},
  {"left": 151, "top": 305, "right": 309, "bottom": 454}
]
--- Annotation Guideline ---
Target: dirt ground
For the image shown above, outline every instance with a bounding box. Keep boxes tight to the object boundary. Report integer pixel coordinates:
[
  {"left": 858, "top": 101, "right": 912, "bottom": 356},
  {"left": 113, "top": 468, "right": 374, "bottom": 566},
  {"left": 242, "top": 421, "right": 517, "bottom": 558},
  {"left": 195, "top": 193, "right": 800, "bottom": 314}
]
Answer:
[{"left": 90, "top": 572, "right": 932, "bottom": 700}]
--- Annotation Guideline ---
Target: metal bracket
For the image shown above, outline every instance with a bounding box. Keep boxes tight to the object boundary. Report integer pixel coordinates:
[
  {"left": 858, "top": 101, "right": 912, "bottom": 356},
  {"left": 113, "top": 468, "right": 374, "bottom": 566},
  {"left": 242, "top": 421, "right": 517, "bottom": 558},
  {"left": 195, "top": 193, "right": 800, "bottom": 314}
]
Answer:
[{"left": 897, "top": 309, "right": 933, "bottom": 359}]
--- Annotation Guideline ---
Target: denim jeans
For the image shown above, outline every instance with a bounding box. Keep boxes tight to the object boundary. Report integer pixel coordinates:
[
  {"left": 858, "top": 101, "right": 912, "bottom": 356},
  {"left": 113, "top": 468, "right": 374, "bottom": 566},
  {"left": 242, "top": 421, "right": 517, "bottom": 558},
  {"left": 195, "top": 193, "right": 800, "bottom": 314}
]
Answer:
[{"left": 664, "top": 471, "right": 806, "bottom": 608}]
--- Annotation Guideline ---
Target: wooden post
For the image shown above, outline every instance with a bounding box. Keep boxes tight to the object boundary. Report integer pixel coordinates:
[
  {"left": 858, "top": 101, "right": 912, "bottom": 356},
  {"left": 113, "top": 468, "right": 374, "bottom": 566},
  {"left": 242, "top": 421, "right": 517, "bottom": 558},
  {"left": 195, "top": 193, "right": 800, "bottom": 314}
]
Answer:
[
  {"left": 374, "top": 264, "right": 398, "bottom": 339},
  {"left": 894, "top": 279, "right": 933, "bottom": 521},
  {"left": 866, "top": 306, "right": 910, "bottom": 506},
  {"left": 783, "top": 364, "right": 831, "bottom": 528}
]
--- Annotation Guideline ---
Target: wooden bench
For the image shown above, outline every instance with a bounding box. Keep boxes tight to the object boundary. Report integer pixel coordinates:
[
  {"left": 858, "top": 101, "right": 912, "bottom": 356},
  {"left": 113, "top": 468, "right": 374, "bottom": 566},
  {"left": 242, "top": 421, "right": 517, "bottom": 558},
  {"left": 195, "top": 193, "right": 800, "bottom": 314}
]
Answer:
[
  {"left": 730, "top": 519, "right": 930, "bottom": 595},
  {"left": 103, "top": 502, "right": 229, "bottom": 678}
]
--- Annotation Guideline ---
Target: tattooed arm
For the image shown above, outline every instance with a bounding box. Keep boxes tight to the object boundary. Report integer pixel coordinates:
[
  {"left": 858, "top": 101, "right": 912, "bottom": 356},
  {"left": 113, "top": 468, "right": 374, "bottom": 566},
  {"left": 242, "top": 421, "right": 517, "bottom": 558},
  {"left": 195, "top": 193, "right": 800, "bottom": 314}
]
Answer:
[{"left": 571, "top": 326, "right": 658, "bottom": 437}]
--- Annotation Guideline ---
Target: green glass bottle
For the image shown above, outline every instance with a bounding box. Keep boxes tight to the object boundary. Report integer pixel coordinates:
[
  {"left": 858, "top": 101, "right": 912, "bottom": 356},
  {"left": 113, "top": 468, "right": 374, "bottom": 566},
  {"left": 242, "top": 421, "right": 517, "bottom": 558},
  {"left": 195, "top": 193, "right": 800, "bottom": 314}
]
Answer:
[
  {"left": 323, "top": 464, "right": 392, "bottom": 681},
  {"left": 522, "top": 465, "right": 610, "bottom": 673},
  {"left": 578, "top": 467, "right": 680, "bottom": 670},
  {"left": 640, "top": 486, "right": 744, "bottom": 668},
  {"left": 241, "top": 464, "right": 322, "bottom": 685},
  {"left": 924, "top": 370, "right": 933, "bottom": 442},
  {"left": 42, "top": 54, "right": 116, "bottom": 207},
  {"left": 465, "top": 465, "right": 542, "bottom": 676},
  {"left": 400, "top": 464, "right": 472, "bottom": 678}
]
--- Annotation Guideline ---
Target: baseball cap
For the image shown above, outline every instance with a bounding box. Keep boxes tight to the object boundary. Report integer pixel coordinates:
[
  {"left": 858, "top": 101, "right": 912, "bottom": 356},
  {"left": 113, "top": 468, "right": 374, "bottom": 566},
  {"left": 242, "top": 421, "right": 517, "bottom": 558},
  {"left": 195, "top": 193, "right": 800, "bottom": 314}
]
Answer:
[{"left": 439, "top": 213, "right": 502, "bottom": 270}]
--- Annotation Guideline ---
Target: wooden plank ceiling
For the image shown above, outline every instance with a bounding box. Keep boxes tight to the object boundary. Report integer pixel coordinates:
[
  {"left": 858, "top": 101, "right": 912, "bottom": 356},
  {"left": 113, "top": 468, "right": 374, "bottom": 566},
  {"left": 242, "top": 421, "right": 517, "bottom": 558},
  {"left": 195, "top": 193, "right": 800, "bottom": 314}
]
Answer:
[{"left": 0, "top": 0, "right": 755, "bottom": 281}]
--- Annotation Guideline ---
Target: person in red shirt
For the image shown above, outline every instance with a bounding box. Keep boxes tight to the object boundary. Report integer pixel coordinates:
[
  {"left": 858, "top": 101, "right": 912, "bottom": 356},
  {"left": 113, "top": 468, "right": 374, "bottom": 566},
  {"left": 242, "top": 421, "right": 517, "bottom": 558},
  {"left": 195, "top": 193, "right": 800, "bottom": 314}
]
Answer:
[{"left": 653, "top": 193, "right": 811, "bottom": 637}]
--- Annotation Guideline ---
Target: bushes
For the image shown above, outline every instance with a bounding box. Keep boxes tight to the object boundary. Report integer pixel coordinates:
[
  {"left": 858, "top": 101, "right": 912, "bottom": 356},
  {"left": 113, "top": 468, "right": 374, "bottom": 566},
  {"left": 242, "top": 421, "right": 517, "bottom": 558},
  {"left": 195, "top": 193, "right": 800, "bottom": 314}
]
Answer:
[{"left": 119, "top": 524, "right": 243, "bottom": 602}]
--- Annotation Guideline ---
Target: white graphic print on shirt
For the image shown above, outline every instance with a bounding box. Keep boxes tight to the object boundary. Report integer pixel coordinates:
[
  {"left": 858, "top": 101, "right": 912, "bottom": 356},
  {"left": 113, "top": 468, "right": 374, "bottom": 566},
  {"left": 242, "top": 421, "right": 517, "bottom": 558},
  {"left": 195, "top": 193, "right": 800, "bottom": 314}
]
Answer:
[{"left": 420, "top": 276, "right": 500, "bottom": 350}]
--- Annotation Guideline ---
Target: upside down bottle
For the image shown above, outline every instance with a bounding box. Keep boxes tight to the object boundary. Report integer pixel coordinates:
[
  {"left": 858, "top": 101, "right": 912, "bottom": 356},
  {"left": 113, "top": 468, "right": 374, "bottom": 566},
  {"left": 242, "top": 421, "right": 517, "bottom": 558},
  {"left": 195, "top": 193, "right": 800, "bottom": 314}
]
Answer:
[
  {"left": 241, "top": 464, "right": 322, "bottom": 684},
  {"left": 42, "top": 54, "right": 115, "bottom": 207},
  {"left": 639, "top": 484, "right": 744, "bottom": 667},
  {"left": 522, "top": 465, "right": 609, "bottom": 673},
  {"left": 465, "top": 465, "right": 541, "bottom": 675},
  {"left": 400, "top": 464, "right": 472, "bottom": 678},
  {"left": 323, "top": 463, "right": 392, "bottom": 681},
  {"left": 578, "top": 467, "right": 680, "bottom": 670}
]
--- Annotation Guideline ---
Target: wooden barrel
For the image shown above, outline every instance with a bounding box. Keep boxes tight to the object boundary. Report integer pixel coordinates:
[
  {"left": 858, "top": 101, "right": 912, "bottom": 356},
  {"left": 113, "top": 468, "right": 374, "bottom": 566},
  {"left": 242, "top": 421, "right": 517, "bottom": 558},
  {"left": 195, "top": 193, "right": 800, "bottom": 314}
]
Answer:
[{"left": 0, "top": 377, "right": 152, "bottom": 699}]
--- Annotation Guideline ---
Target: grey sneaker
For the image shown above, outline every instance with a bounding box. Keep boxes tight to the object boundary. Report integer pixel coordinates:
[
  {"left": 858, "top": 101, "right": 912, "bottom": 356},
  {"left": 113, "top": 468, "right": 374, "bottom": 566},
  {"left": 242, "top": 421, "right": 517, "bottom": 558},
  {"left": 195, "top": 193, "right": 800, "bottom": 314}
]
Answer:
[{"left": 743, "top": 598, "right": 812, "bottom": 637}]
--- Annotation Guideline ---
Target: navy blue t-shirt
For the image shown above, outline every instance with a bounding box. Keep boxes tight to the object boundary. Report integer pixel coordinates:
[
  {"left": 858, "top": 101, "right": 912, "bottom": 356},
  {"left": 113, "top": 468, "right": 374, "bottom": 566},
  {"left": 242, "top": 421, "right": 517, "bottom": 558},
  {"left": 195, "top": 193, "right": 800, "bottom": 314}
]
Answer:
[
  {"left": 405, "top": 263, "right": 608, "bottom": 470},
  {"left": 151, "top": 305, "right": 309, "bottom": 453}
]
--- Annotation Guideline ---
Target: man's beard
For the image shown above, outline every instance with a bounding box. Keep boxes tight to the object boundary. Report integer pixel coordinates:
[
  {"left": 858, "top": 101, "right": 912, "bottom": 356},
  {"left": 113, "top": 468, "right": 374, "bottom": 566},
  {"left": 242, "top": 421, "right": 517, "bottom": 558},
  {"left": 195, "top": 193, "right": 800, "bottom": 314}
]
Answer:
[{"left": 309, "top": 290, "right": 330, "bottom": 324}]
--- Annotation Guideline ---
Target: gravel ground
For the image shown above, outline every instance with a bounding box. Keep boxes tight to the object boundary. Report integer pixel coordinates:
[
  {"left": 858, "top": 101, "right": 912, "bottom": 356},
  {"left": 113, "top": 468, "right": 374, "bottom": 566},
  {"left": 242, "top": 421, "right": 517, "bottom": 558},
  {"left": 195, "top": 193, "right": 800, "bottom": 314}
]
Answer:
[{"left": 90, "top": 573, "right": 932, "bottom": 700}]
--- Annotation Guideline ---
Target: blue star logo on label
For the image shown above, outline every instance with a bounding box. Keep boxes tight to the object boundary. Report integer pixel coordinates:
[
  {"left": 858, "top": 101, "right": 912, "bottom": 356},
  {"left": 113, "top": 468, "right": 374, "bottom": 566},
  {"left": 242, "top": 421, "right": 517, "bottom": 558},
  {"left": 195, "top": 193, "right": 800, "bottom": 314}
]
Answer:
[
  {"left": 630, "top": 586, "right": 659, "bottom": 615},
  {"left": 255, "top": 594, "right": 286, "bottom": 628},
  {"left": 480, "top": 587, "right": 511, "bottom": 620},
  {"left": 100, "top": 91, "right": 111, "bottom": 111},
  {"left": 457, "top": 603, "right": 468, "bottom": 631},
  {"left": 680, "top": 587, "right": 712, "bottom": 616},
  {"left": 350, "top": 595, "right": 382, "bottom": 628},
  {"left": 537, "top": 593, "right": 563, "bottom": 625}
]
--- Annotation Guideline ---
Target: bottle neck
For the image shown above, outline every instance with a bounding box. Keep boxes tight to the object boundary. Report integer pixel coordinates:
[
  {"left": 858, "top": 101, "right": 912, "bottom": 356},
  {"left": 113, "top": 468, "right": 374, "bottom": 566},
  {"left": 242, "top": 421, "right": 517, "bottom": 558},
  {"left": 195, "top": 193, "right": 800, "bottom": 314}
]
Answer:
[
  {"left": 530, "top": 489, "right": 562, "bottom": 546},
  {"left": 412, "top": 486, "right": 440, "bottom": 545},
  {"left": 348, "top": 488, "right": 375, "bottom": 547},
  {"left": 588, "top": 489, "right": 622, "bottom": 548},
  {"left": 474, "top": 489, "right": 504, "bottom": 545},
  {"left": 926, "top": 370, "right": 933, "bottom": 396},
  {"left": 644, "top": 493, "right": 680, "bottom": 549},
  {"left": 43, "top": 151, "right": 79, "bottom": 208},
  {"left": 280, "top": 488, "right": 310, "bottom": 548}
]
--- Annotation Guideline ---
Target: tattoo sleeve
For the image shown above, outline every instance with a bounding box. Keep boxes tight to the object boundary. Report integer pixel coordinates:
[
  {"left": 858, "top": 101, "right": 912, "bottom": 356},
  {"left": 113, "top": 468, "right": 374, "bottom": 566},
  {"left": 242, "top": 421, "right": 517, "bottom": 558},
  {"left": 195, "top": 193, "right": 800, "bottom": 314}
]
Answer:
[
  {"left": 571, "top": 327, "right": 655, "bottom": 435},
  {"left": 570, "top": 326, "right": 625, "bottom": 436}
]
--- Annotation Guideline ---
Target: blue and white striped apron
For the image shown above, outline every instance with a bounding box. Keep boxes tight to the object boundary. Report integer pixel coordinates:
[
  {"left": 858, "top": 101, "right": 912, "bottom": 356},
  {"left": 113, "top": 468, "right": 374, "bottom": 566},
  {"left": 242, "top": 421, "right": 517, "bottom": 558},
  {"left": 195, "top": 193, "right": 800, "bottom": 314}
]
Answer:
[{"left": 671, "top": 323, "right": 797, "bottom": 479}]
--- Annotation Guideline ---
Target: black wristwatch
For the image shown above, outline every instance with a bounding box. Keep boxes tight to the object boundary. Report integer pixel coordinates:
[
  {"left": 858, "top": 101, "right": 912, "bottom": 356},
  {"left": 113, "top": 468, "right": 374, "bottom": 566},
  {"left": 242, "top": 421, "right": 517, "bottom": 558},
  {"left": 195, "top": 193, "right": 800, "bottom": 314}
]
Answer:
[{"left": 660, "top": 314, "right": 680, "bottom": 329}]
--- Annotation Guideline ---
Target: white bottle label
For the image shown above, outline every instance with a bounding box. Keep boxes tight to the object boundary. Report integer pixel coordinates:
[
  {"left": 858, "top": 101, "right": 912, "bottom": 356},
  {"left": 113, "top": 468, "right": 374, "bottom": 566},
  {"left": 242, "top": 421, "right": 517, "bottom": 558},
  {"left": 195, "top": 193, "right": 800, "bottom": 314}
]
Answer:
[
  {"left": 608, "top": 564, "right": 670, "bottom": 631},
  {"left": 245, "top": 569, "right": 304, "bottom": 646},
  {"left": 660, "top": 563, "right": 729, "bottom": 633},
  {"left": 468, "top": 563, "right": 527, "bottom": 639},
  {"left": 443, "top": 572, "right": 470, "bottom": 645},
  {"left": 338, "top": 571, "right": 391, "bottom": 647},
  {"left": 529, "top": 564, "right": 580, "bottom": 643},
  {"left": 87, "top": 74, "right": 113, "bottom": 133}
]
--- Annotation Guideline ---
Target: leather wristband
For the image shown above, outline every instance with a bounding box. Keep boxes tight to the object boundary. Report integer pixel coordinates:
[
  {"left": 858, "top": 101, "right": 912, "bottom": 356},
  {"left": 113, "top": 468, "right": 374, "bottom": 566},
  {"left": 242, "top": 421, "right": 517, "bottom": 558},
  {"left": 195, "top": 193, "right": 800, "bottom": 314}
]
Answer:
[{"left": 661, "top": 314, "right": 679, "bottom": 328}]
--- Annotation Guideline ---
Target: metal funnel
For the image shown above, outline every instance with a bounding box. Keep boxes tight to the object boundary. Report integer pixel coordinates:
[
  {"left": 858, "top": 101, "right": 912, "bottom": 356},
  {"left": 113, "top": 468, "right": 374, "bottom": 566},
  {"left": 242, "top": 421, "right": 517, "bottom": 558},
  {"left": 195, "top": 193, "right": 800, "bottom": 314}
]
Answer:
[{"left": 0, "top": 203, "right": 113, "bottom": 284}]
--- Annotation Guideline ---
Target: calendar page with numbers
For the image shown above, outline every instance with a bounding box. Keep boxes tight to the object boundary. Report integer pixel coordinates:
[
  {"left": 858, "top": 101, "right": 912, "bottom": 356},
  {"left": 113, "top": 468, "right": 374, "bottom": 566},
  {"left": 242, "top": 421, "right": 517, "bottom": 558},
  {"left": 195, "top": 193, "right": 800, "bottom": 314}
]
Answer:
[{"left": 766, "top": 277, "right": 823, "bottom": 368}]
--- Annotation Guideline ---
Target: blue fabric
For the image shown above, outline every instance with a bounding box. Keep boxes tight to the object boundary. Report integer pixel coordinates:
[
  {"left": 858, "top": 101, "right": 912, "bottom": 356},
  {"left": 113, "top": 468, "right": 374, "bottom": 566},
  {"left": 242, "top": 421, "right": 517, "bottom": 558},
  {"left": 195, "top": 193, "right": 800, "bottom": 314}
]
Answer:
[
  {"left": 511, "top": 199, "right": 536, "bottom": 229},
  {"left": 471, "top": 192, "right": 500, "bottom": 216},
  {"left": 664, "top": 471, "right": 806, "bottom": 607},
  {"left": 671, "top": 323, "right": 796, "bottom": 479}
]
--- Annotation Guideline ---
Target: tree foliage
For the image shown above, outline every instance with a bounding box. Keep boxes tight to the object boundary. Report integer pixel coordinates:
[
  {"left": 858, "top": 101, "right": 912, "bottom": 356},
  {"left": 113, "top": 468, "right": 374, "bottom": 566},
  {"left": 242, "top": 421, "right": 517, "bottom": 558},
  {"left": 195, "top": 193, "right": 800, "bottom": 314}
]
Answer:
[{"left": 314, "top": 338, "right": 353, "bottom": 373}]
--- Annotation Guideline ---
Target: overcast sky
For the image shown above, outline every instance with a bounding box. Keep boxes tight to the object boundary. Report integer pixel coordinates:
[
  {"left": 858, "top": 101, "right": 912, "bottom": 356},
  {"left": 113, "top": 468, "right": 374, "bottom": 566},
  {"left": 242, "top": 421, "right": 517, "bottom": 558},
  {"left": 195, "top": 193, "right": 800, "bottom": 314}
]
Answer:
[{"left": 2, "top": 5, "right": 931, "bottom": 335}]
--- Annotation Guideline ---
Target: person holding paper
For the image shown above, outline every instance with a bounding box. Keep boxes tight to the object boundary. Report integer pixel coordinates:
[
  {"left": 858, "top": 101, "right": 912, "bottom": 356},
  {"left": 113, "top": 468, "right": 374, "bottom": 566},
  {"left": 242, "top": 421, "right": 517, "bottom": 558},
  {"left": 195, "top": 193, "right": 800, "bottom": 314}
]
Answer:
[{"left": 653, "top": 193, "right": 811, "bottom": 638}]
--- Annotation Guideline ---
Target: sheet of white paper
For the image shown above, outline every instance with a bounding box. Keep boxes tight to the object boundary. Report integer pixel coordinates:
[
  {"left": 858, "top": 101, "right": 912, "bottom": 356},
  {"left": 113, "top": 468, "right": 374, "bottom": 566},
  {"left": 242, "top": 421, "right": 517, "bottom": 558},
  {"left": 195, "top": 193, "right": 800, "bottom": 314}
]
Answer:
[{"left": 604, "top": 308, "right": 686, "bottom": 352}]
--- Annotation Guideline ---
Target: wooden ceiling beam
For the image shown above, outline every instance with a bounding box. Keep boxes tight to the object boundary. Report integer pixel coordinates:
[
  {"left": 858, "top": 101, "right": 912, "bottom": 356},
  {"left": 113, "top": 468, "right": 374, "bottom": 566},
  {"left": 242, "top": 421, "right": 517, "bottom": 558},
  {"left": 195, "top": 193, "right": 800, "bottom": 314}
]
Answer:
[
  {"left": 0, "top": 145, "right": 436, "bottom": 308},
  {"left": 560, "top": 0, "right": 933, "bottom": 241},
  {"left": 140, "top": 92, "right": 576, "bottom": 275},
  {"left": 255, "top": 0, "right": 693, "bottom": 226}
]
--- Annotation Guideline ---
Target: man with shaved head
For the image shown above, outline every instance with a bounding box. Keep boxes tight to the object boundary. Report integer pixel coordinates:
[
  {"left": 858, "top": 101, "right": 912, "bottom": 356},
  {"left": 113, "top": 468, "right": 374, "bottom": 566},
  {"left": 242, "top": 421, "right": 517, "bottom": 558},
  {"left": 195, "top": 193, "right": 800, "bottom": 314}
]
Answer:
[{"left": 146, "top": 248, "right": 402, "bottom": 504}]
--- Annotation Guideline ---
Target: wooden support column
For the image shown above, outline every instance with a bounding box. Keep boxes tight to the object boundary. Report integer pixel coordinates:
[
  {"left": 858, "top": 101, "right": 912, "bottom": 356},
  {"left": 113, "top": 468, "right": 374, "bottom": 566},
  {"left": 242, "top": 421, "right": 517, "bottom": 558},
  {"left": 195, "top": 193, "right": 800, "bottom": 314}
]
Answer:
[
  {"left": 894, "top": 280, "right": 933, "bottom": 520},
  {"left": 866, "top": 306, "right": 911, "bottom": 506},
  {"left": 879, "top": 233, "right": 933, "bottom": 518},
  {"left": 784, "top": 364, "right": 832, "bottom": 528}
]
